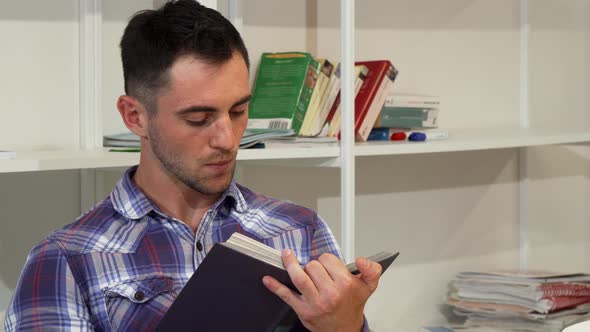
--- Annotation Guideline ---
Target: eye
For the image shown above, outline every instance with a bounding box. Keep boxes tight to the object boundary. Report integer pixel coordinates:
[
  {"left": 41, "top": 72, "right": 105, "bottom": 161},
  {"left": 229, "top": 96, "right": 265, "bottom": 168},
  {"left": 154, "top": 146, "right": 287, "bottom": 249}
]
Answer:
[
  {"left": 186, "top": 120, "right": 207, "bottom": 126},
  {"left": 185, "top": 116, "right": 209, "bottom": 126},
  {"left": 230, "top": 108, "right": 247, "bottom": 117}
]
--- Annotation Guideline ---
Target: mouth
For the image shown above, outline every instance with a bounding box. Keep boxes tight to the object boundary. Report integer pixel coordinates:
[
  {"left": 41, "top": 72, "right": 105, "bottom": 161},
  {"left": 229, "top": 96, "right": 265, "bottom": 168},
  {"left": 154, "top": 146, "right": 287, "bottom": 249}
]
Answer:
[{"left": 205, "top": 159, "right": 233, "bottom": 172}]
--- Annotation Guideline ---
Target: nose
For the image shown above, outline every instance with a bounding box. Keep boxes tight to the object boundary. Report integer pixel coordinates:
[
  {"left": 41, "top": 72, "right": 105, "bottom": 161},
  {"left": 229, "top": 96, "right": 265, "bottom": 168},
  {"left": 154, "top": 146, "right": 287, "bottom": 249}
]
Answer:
[{"left": 210, "top": 113, "right": 235, "bottom": 151}]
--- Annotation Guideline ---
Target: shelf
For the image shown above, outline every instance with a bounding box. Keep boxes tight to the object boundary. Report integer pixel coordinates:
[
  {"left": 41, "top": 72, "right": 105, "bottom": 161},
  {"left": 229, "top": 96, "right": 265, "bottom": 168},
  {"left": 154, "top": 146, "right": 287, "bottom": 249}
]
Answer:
[
  {"left": 1, "top": 128, "right": 588, "bottom": 173},
  {"left": 355, "top": 127, "right": 590, "bottom": 157},
  {"left": 0, "top": 149, "right": 141, "bottom": 173},
  {"left": 238, "top": 144, "right": 340, "bottom": 160},
  {"left": 0, "top": 145, "right": 342, "bottom": 173}
]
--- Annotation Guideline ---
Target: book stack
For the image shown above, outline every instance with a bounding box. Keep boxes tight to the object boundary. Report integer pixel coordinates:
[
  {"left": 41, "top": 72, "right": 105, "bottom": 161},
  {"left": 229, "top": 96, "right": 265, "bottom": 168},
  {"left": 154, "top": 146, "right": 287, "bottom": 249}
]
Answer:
[
  {"left": 445, "top": 270, "right": 590, "bottom": 332},
  {"left": 377, "top": 93, "right": 440, "bottom": 129},
  {"left": 367, "top": 93, "right": 443, "bottom": 142},
  {"left": 248, "top": 52, "right": 400, "bottom": 142},
  {"left": 103, "top": 129, "right": 296, "bottom": 150},
  {"left": 0, "top": 150, "right": 16, "bottom": 160},
  {"left": 239, "top": 128, "right": 296, "bottom": 148},
  {"left": 103, "top": 132, "right": 140, "bottom": 148}
]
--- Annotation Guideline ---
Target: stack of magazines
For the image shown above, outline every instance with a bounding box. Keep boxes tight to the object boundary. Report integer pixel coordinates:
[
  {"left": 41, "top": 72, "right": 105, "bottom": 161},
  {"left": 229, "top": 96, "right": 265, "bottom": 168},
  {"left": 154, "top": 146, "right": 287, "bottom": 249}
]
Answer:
[
  {"left": 445, "top": 270, "right": 590, "bottom": 332},
  {"left": 103, "top": 128, "right": 296, "bottom": 150},
  {"left": 103, "top": 132, "right": 140, "bottom": 148},
  {"left": 238, "top": 128, "right": 295, "bottom": 148}
]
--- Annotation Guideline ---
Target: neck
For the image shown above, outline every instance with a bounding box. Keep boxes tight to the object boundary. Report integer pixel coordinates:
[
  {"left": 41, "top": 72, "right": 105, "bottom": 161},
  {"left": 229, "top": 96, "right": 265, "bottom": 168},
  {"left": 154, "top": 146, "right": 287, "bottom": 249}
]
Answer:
[{"left": 132, "top": 156, "right": 221, "bottom": 233}]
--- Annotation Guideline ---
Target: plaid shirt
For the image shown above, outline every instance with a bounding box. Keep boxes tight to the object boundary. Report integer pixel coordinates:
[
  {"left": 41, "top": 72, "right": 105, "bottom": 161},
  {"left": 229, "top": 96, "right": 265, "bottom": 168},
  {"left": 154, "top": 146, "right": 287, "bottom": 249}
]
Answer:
[{"left": 4, "top": 166, "right": 363, "bottom": 332}]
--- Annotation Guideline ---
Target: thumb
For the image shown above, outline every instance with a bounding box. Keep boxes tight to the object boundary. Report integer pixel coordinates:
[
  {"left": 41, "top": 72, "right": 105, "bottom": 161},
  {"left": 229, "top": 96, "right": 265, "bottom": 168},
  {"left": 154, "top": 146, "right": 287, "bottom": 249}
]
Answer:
[{"left": 356, "top": 257, "right": 382, "bottom": 292}]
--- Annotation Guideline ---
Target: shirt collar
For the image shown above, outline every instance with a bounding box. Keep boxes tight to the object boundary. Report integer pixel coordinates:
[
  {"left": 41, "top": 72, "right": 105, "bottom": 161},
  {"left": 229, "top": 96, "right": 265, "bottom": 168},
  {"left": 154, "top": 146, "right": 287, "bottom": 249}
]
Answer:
[{"left": 110, "top": 165, "right": 248, "bottom": 220}]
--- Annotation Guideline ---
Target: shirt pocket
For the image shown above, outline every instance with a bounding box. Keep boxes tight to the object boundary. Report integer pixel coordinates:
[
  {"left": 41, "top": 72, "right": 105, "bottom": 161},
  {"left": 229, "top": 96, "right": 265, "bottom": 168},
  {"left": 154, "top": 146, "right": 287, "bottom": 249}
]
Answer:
[{"left": 103, "top": 276, "right": 176, "bottom": 332}]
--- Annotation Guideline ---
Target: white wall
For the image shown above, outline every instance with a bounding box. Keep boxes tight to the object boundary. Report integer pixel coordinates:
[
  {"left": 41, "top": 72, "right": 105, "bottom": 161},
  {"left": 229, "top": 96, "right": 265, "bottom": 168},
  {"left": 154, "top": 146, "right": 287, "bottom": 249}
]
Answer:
[
  {"left": 0, "top": 1, "right": 82, "bottom": 325},
  {"left": 0, "top": 170, "right": 82, "bottom": 323},
  {"left": 102, "top": 0, "right": 157, "bottom": 136},
  {"left": 0, "top": 1, "right": 79, "bottom": 150}
]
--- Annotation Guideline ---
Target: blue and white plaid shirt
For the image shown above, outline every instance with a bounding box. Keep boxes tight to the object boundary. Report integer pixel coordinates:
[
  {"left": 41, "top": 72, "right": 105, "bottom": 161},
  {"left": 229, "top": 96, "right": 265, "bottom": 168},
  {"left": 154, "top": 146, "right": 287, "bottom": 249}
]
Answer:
[{"left": 4, "top": 166, "right": 352, "bottom": 331}]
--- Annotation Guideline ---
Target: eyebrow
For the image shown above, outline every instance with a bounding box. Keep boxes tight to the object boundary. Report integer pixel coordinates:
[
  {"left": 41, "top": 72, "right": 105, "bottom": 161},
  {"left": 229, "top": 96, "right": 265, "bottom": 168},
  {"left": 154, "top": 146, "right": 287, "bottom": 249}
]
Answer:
[{"left": 176, "top": 94, "right": 252, "bottom": 115}]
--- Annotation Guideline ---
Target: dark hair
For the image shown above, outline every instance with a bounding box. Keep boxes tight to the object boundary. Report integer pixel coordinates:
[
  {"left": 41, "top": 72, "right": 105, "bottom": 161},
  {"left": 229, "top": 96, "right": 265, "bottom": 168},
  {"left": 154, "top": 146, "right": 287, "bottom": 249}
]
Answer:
[{"left": 120, "top": 0, "right": 249, "bottom": 112}]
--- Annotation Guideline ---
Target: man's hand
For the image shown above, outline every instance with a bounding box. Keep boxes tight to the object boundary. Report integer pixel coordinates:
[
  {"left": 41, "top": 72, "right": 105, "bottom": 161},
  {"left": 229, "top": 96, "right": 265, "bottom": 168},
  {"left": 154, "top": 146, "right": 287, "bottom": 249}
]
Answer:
[{"left": 262, "top": 249, "right": 382, "bottom": 332}]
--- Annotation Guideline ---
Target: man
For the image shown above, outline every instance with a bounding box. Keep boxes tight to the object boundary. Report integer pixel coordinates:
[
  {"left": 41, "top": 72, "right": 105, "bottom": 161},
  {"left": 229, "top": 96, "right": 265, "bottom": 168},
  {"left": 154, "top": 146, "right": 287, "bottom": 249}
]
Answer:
[{"left": 4, "top": 1, "right": 382, "bottom": 331}]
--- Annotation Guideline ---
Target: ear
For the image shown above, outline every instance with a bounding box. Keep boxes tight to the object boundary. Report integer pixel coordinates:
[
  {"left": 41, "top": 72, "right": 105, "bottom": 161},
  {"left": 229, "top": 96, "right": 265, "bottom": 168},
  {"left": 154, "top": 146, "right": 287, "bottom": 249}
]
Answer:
[{"left": 117, "top": 95, "right": 150, "bottom": 137}]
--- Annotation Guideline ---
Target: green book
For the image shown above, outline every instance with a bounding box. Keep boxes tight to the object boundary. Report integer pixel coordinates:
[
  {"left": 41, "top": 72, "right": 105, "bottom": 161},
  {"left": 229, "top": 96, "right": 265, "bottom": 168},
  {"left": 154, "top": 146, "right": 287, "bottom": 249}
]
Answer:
[
  {"left": 375, "top": 107, "right": 438, "bottom": 128},
  {"left": 248, "top": 52, "right": 319, "bottom": 134}
]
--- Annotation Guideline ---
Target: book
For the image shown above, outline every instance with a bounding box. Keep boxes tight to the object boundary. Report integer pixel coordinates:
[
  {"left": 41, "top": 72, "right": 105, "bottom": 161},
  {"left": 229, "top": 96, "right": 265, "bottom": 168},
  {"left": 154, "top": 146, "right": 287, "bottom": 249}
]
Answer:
[
  {"left": 156, "top": 232, "right": 399, "bottom": 332},
  {"left": 248, "top": 52, "right": 319, "bottom": 134},
  {"left": 299, "top": 58, "right": 334, "bottom": 136},
  {"left": 326, "top": 64, "right": 369, "bottom": 138},
  {"left": 384, "top": 93, "right": 440, "bottom": 109},
  {"left": 262, "top": 136, "right": 339, "bottom": 149},
  {"left": 465, "top": 314, "right": 590, "bottom": 332},
  {"left": 352, "top": 60, "right": 399, "bottom": 141},
  {"left": 104, "top": 130, "right": 296, "bottom": 150},
  {"left": 451, "top": 271, "right": 590, "bottom": 313},
  {"left": 0, "top": 150, "right": 16, "bottom": 160},
  {"left": 109, "top": 147, "right": 141, "bottom": 152},
  {"left": 308, "top": 61, "right": 341, "bottom": 136},
  {"left": 446, "top": 270, "right": 590, "bottom": 331},
  {"left": 240, "top": 128, "right": 296, "bottom": 149},
  {"left": 456, "top": 270, "right": 590, "bottom": 284},
  {"left": 374, "top": 107, "right": 439, "bottom": 128},
  {"left": 103, "top": 132, "right": 140, "bottom": 147}
]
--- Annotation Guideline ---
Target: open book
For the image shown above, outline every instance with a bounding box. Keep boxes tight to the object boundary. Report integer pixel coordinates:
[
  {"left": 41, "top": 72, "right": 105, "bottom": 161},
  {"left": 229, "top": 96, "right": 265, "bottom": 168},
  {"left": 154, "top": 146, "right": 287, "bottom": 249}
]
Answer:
[{"left": 156, "top": 232, "right": 398, "bottom": 332}]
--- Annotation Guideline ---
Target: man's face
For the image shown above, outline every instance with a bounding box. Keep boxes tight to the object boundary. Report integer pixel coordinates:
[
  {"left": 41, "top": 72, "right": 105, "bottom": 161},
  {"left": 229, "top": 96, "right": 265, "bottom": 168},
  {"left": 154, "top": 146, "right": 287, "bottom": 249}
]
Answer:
[{"left": 146, "top": 53, "right": 250, "bottom": 195}]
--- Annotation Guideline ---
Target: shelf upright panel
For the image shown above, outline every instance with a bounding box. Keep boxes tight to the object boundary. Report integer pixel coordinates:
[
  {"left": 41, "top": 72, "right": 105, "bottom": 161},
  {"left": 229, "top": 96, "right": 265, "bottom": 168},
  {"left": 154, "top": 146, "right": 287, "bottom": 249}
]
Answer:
[
  {"left": 79, "top": 0, "right": 103, "bottom": 213},
  {"left": 227, "top": 0, "right": 242, "bottom": 33},
  {"left": 340, "top": 0, "right": 356, "bottom": 262},
  {"left": 80, "top": 0, "right": 102, "bottom": 150},
  {"left": 518, "top": 0, "right": 530, "bottom": 270}
]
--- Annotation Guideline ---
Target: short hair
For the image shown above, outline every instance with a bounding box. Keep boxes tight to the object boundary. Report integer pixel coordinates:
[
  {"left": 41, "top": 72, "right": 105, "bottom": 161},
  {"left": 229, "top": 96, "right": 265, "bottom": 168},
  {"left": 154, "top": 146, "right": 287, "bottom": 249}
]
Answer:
[{"left": 120, "top": 0, "right": 249, "bottom": 112}]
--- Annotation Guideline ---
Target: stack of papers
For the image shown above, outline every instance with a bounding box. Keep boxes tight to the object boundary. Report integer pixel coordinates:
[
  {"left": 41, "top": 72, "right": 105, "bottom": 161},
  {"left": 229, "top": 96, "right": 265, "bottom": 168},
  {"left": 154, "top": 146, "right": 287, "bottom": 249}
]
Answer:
[
  {"left": 445, "top": 270, "right": 590, "bottom": 332},
  {"left": 239, "top": 128, "right": 295, "bottom": 148},
  {"left": 103, "top": 129, "right": 297, "bottom": 150},
  {"left": 0, "top": 150, "right": 16, "bottom": 160},
  {"left": 103, "top": 132, "right": 140, "bottom": 148}
]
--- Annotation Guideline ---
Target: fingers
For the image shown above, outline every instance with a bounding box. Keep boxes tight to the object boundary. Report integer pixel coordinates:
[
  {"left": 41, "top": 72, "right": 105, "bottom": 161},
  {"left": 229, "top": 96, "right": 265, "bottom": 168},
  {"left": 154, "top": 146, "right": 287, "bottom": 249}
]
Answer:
[
  {"left": 317, "top": 253, "right": 350, "bottom": 282},
  {"left": 262, "top": 275, "right": 305, "bottom": 313},
  {"left": 282, "top": 249, "right": 319, "bottom": 300},
  {"left": 355, "top": 256, "right": 382, "bottom": 292},
  {"left": 304, "top": 259, "right": 334, "bottom": 294},
  {"left": 264, "top": 251, "right": 382, "bottom": 331},
  {"left": 264, "top": 250, "right": 382, "bottom": 310}
]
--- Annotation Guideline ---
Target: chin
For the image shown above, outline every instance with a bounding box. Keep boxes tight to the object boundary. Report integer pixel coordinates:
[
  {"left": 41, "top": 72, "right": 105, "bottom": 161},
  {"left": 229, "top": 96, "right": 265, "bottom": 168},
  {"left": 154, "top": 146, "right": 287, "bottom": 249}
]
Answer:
[{"left": 200, "top": 176, "right": 234, "bottom": 195}]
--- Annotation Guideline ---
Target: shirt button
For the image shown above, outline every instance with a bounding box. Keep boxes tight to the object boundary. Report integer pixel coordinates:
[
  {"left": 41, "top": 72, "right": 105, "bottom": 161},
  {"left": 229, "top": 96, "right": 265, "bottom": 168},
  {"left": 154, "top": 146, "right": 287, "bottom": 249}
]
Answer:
[
  {"left": 196, "top": 241, "right": 203, "bottom": 252},
  {"left": 134, "top": 290, "right": 145, "bottom": 301}
]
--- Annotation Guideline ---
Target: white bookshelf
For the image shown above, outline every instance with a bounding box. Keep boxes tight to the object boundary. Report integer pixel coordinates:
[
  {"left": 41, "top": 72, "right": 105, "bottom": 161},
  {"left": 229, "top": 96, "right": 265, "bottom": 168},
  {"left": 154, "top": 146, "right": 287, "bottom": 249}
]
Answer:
[
  {"left": 1, "top": 127, "right": 588, "bottom": 173},
  {"left": 355, "top": 127, "right": 590, "bottom": 156},
  {"left": 0, "top": 146, "right": 340, "bottom": 173}
]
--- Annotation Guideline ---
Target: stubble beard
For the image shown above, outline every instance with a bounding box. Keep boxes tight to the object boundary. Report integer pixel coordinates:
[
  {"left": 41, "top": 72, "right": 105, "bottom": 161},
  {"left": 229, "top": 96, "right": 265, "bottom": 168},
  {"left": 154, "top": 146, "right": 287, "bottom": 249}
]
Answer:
[{"left": 148, "top": 123, "right": 235, "bottom": 196}]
